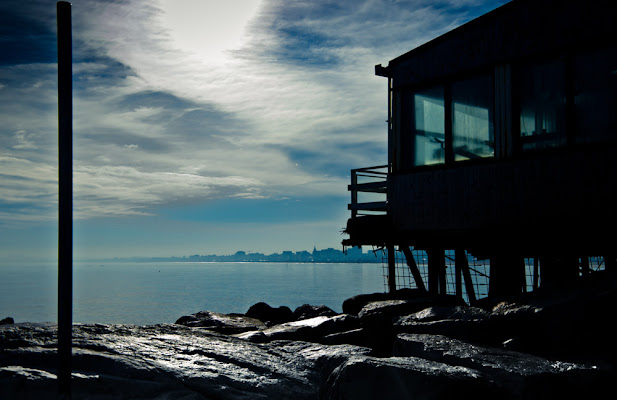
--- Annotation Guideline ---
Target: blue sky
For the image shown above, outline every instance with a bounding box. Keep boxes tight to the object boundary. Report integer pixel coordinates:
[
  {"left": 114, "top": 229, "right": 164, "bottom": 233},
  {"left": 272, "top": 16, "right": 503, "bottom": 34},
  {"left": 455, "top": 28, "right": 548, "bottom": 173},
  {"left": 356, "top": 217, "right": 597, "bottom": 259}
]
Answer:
[{"left": 0, "top": 0, "right": 508, "bottom": 261}]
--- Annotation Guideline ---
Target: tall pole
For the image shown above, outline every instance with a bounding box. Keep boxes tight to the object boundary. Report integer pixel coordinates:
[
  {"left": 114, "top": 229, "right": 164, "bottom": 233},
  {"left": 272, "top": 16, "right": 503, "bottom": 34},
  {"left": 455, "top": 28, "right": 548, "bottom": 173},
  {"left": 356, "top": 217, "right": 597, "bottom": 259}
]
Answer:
[{"left": 57, "top": 2, "right": 73, "bottom": 398}]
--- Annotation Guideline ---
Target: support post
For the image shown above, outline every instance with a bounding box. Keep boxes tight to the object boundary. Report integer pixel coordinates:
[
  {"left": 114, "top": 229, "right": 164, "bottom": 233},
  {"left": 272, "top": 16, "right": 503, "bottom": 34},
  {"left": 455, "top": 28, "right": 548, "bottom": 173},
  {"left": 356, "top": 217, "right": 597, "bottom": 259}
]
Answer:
[
  {"left": 456, "top": 249, "right": 476, "bottom": 305},
  {"left": 454, "top": 249, "right": 463, "bottom": 299},
  {"left": 401, "top": 246, "right": 426, "bottom": 293},
  {"left": 580, "top": 256, "right": 590, "bottom": 276},
  {"left": 606, "top": 254, "right": 616, "bottom": 273},
  {"left": 387, "top": 244, "right": 396, "bottom": 292},
  {"left": 427, "top": 249, "right": 446, "bottom": 295},
  {"left": 490, "top": 255, "right": 525, "bottom": 297},
  {"left": 57, "top": 2, "right": 73, "bottom": 399}
]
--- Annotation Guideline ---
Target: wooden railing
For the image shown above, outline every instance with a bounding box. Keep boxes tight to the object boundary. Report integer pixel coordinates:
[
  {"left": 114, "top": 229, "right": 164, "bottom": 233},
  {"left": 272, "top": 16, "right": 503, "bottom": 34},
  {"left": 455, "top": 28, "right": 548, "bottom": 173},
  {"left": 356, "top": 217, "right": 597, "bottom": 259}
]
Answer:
[{"left": 348, "top": 165, "right": 388, "bottom": 218}]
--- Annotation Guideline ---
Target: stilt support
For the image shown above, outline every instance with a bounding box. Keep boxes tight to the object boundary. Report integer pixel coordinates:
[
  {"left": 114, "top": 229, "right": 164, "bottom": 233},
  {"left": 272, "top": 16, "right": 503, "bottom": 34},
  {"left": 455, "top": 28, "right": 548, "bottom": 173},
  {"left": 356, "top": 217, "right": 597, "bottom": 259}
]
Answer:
[
  {"left": 427, "top": 249, "right": 446, "bottom": 295},
  {"left": 455, "top": 249, "right": 476, "bottom": 304},
  {"left": 387, "top": 244, "right": 396, "bottom": 292},
  {"left": 401, "top": 246, "right": 426, "bottom": 293}
]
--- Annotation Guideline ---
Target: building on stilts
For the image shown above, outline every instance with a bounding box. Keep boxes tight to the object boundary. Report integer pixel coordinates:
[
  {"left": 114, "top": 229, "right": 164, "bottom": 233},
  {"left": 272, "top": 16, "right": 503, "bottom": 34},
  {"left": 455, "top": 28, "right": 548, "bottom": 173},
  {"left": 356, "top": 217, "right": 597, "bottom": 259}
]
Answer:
[{"left": 343, "top": 0, "right": 617, "bottom": 304}]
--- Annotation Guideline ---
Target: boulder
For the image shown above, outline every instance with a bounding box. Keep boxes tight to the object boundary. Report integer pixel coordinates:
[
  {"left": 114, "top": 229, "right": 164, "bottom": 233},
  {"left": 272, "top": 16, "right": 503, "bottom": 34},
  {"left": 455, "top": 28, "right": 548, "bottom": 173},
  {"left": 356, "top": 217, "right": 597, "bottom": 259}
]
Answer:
[
  {"left": 394, "top": 306, "right": 490, "bottom": 342},
  {"left": 342, "top": 288, "right": 424, "bottom": 315},
  {"left": 357, "top": 296, "right": 467, "bottom": 322},
  {"left": 1, "top": 323, "right": 323, "bottom": 399},
  {"left": 321, "top": 328, "right": 367, "bottom": 347},
  {"left": 324, "top": 355, "right": 500, "bottom": 400},
  {"left": 0, "top": 317, "right": 14, "bottom": 325},
  {"left": 2, "top": 317, "right": 614, "bottom": 400},
  {"left": 245, "top": 302, "right": 293, "bottom": 326},
  {"left": 393, "top": 333, "right": 610, "bottom": 398},
  {"left": 257, "top": 314, "right": 360, "bottom": 343},
  {"left": 174, "top": 310, "right": 266, "bottom": 334},
  {"left": 292, "top": 304, "right": 337, "bottom": 321}
]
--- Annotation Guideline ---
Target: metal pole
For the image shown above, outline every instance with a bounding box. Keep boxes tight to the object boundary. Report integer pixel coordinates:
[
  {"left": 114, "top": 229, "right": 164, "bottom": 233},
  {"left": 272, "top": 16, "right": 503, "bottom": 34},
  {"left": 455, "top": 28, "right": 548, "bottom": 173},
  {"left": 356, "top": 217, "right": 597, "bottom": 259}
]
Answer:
[{"left": 57, "top": 2, "right": 73, "bottom": 398}]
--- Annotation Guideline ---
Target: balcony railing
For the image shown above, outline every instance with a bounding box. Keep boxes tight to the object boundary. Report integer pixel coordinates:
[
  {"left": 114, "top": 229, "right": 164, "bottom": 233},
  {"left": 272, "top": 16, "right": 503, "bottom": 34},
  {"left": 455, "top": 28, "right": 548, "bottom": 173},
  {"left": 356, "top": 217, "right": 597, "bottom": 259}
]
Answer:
[{"left": 348, "top": 165, "right": 388, "bottom": 218}]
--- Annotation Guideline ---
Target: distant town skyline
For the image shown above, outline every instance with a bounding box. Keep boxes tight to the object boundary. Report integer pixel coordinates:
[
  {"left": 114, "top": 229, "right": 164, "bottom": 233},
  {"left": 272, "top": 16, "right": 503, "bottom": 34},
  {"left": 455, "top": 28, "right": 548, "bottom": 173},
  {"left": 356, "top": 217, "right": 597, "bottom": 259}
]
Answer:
[{"left": 85, "top": 246, "right": 384, "bottom": 264}]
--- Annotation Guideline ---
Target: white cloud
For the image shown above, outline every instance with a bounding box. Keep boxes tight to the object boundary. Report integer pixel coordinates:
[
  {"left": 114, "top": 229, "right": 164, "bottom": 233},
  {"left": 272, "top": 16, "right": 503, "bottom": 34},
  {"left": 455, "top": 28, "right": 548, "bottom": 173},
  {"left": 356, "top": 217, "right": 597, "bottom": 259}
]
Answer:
[{"left": 0, "top": 0, "right": 506, "bottom": 226}]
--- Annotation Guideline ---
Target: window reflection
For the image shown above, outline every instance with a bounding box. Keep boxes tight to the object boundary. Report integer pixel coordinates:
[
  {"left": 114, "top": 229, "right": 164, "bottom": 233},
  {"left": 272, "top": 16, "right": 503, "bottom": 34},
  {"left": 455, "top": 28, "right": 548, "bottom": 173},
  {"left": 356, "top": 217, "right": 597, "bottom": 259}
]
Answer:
[
  {"left": 413, "top": 87, "right": 445, "bottom": 166},
  {"left": 519, "top": 61, "right": 566, "bottom": 151},
  {"left": 452, "top": 75, "right": 494, "bottom": 160},
  {"left": 575, "top": 48, "right": 617, "bottom": 144}
]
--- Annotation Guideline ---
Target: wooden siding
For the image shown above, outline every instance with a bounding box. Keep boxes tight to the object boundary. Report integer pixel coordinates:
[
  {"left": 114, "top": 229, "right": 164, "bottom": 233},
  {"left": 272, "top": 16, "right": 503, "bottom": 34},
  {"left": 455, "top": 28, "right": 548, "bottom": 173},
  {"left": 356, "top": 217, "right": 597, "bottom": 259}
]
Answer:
[{"left": 389, "top": 145, "right": 617, "bottom": 254}]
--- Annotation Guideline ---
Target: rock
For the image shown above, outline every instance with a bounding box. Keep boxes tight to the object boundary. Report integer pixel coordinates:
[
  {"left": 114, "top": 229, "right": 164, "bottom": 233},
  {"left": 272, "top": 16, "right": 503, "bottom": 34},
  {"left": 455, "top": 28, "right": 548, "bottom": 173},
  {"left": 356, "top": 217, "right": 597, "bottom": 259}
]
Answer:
[
  {"left": 405, "top": 305, "right": 490, "bottom": 322},
  {"left": 393, "top": 333, "right": 610, "bottom": 398},
  {"left": 259, "top": 314, "right": 360, "bottom": 343},
  {"left": 342, "top": 288, "right": 423, "bottom": 315},
  {"left": 357, "top": 296, "right": 467, "bottom": 322},
  {"left": 245, "top": 302, "right": 293, "bottom": 326},
  {"left": 2, "top": 318, "right": 614, "bottom": 400},
  {"left": 0, "top": 323, "right": 324, "bottom": 399},
  {"left": 234, "top": 330, "right": 269, "bottom": 343},
  {"left": 321, "top": 328, "right": 367, "bottom": 347},
  {"left": 174, "top": 310, "right": 266, "bottom": 334},
  {"left": 324, "top": 355, "right": 501, "bottom": 400},
  {"left": 292, "top": 304, "right": 337, "bottom": 321},
  {"left": 394, "top": 306, "right": 490, "bottom": 342},
  {"left": 0, "top": 317, "right": 14, "bottom": 325}
]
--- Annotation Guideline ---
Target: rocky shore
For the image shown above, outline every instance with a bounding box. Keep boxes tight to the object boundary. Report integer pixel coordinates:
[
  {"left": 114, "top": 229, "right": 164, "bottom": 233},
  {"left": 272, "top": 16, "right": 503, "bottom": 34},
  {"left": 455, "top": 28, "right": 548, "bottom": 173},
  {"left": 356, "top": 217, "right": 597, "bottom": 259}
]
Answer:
[{"left": 2, "top": 271, "right": 617, "bottom": 399}]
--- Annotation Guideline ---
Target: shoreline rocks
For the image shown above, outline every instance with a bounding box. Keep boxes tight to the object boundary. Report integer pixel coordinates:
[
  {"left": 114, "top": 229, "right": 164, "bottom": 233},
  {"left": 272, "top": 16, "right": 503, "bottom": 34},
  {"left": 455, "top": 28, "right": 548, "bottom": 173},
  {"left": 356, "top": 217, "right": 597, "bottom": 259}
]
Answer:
[{"left": 3, "top": 271, "right": 617, "bottom": 399}]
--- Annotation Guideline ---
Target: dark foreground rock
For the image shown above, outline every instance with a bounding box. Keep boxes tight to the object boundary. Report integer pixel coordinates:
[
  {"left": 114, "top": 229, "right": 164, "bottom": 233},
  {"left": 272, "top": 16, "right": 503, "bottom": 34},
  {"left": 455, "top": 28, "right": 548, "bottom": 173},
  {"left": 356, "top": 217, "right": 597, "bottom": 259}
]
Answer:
[
  {"left": 0, "top": 323, "right": 337, "bottom": 400},
  {"left": 4, "top": 272, "right": 617, "bottom": 399},
  {"left": 0, "top": 317, "right": 14, "bottom": 325},
  {"left": 2, "top": 322, "right": 610, "bottom": 400}
]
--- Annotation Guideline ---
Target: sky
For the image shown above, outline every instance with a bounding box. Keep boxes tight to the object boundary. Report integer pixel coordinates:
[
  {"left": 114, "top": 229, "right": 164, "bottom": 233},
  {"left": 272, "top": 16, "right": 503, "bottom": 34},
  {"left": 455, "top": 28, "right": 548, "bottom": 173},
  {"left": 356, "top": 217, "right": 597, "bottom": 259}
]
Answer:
[{"left": 0, "top": 0, "right": 509, "bottom": 262}]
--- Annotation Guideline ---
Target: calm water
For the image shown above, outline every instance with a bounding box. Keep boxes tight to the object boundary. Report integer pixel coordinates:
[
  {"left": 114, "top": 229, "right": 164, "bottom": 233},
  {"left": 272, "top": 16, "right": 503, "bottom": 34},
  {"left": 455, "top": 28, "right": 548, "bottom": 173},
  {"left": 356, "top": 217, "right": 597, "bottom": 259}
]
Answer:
[{"left": 0, "top": 262, "right": 385, "bottom": 325}]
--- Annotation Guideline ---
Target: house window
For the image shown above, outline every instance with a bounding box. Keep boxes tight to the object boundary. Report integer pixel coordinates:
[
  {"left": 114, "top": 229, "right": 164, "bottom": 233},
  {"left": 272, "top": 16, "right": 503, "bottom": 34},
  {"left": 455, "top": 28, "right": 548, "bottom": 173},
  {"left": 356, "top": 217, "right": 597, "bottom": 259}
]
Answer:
[
  {"left": 575, "top": 48, "right": 617, "bottom": 144},
  {"left": 412, "top": 86, "right": 445, "bottom": 166},
  {"left": 518, "top": 61, "right": 566, "bottom": 151},
  {"left": 452, "top": 75, "right": 494, "bottom": 160}
]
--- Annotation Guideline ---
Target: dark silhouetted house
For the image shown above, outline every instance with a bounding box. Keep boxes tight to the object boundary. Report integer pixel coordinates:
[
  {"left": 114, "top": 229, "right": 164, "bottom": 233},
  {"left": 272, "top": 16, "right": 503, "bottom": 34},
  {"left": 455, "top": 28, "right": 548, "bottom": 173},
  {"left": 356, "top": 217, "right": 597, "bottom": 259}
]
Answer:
[{"left": 344, "top": 0, "right": 616, "bottom": 299}]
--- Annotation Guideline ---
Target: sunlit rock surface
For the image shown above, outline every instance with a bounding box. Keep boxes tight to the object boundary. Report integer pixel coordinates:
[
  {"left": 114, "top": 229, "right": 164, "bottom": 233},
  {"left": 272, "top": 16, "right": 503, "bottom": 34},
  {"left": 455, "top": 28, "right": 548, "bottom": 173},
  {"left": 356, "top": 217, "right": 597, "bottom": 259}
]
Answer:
[
  {"left": 1, "top": 323, "right": 327, "bottom": 399},
  {"left": 175, "top": 311, "right": 266, "bottom": 333}
]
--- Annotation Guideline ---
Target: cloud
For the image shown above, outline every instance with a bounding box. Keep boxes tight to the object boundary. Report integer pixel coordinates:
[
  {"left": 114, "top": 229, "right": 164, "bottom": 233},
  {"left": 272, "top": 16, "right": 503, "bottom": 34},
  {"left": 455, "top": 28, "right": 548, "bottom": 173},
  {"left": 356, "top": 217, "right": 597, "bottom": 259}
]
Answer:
[{"left": 0, "top": 0, "right": 509, "bottom": 227}]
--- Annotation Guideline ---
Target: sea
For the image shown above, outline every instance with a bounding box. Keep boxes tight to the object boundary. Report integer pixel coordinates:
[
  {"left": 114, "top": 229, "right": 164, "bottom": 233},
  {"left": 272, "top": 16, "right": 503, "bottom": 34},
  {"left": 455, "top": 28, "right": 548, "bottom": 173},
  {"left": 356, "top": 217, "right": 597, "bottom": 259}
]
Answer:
[{"left": 0, "top": 262, "right": 386, "bottom": 325}]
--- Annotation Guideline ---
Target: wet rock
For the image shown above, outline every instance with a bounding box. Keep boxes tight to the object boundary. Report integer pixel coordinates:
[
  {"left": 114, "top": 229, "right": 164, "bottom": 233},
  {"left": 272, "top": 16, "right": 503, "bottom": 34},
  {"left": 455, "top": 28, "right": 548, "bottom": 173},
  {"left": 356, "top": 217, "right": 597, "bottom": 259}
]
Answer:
[
  {"left": 245, "top": 302, "right": 293, "bottom": 326},
  {"left": 292, "top": 304, "right": 337, "bottom": 321},
  {"left": 405, "top": 305, "right": 490, "bottom": 322},
  {"left": 357, "top": 296, "right": 467, "bottom": 322},
  {"left": 0, "top": 317, "right": 14, "bottom": 325},
  {"left": 394, "top": 306, "right": 490, "bottom": 342},
  {"left": 393, "top": 333, "right": 610, "bottom": 398},
  {"left": 324, "top": 355, "right": 500, "bottom": 400},
  {"left": 1, "top": 323, "right": 323, "bottom": 399},
  {"left": 260, "top": 314, "right": 360, "bottom": 343},
  {"left": 342, "top": 288, "right": 423, "bottom": 315},
  {"left": 354, "top": 297, "right": 466, "bottom": 355},
  {"left": 321, "top": 328, "right": 366, "bottom": 346},
  {"left": 174, "top": 310, "right": 266, "bottom": 334}
]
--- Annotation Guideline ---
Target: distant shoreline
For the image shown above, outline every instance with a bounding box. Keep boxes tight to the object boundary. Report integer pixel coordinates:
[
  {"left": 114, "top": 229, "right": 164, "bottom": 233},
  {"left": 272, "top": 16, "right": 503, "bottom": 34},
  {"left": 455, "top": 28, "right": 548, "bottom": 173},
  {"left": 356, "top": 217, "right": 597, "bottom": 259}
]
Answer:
[
  {"left": 91, "top": 259, "right": 382, "bottom": 264},
  {"left": 86, "top": 247, "right": 384, "bottom": 264}
]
